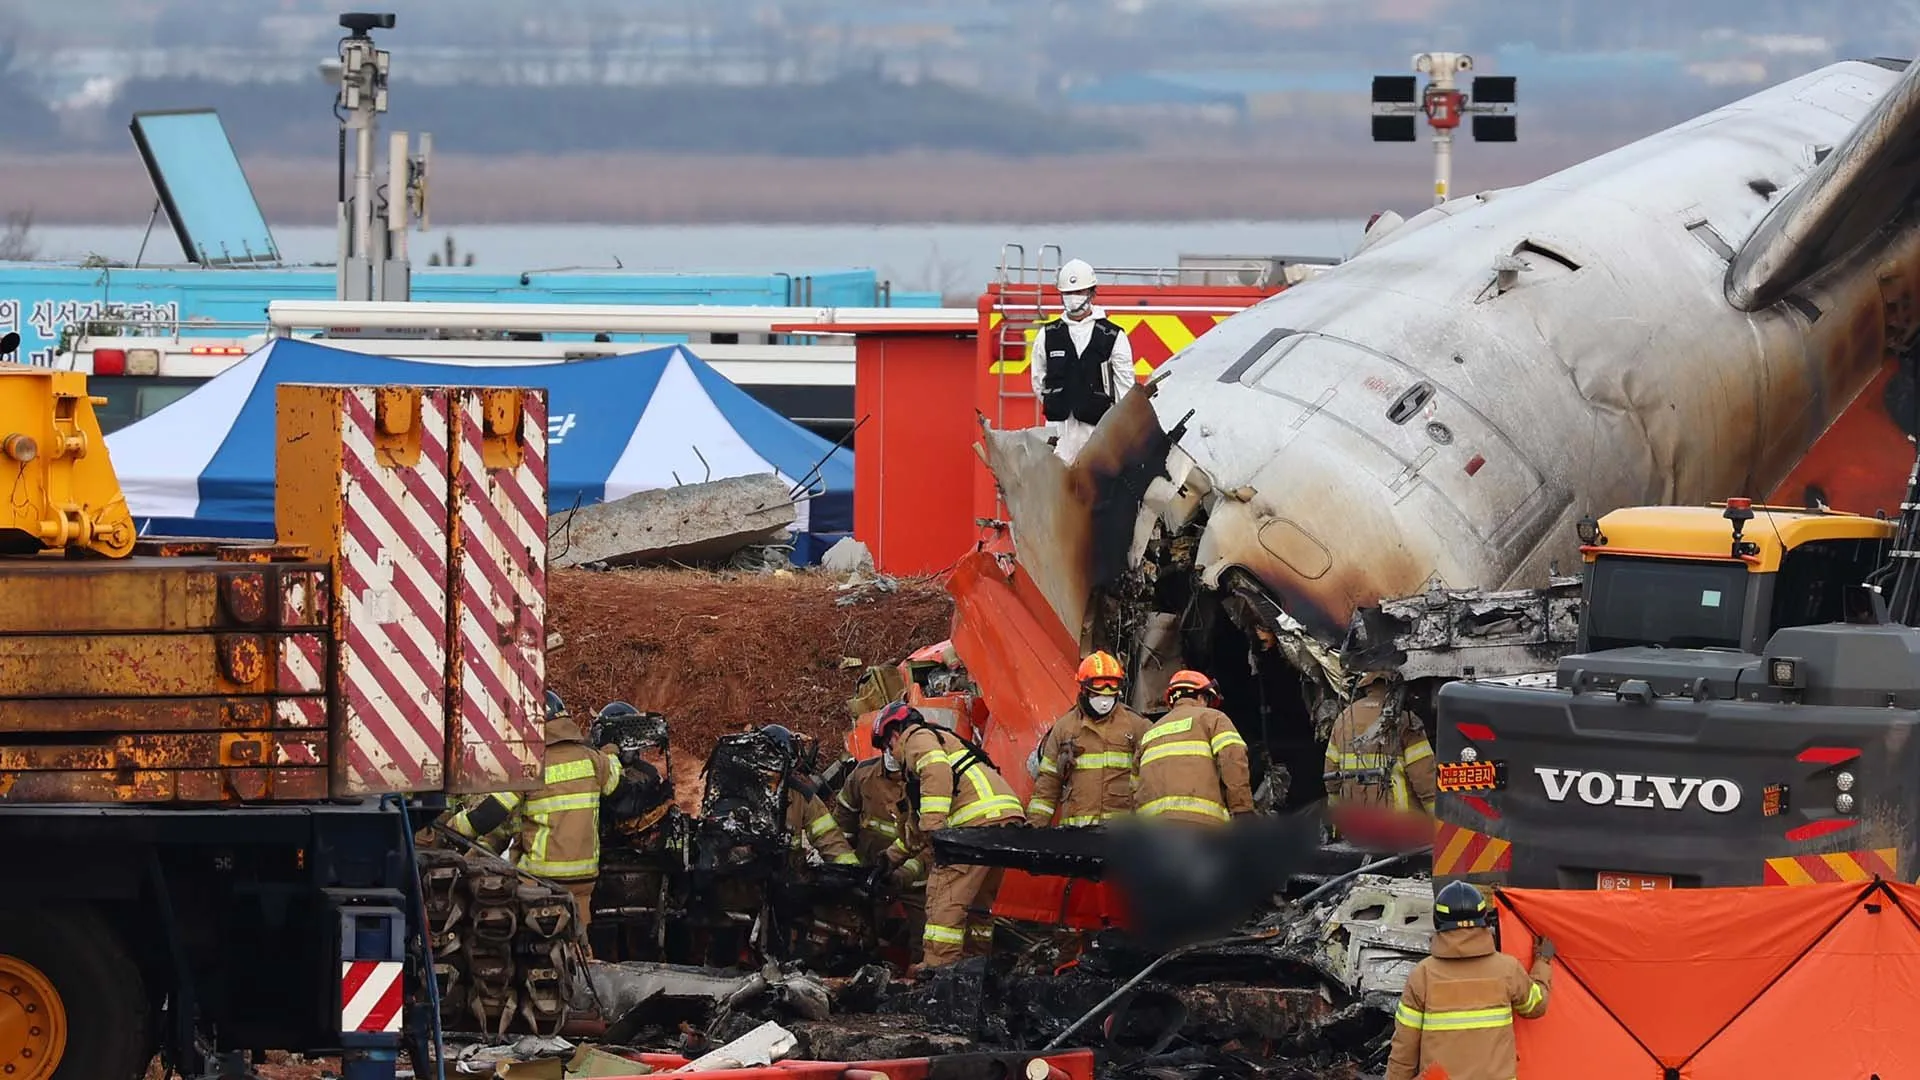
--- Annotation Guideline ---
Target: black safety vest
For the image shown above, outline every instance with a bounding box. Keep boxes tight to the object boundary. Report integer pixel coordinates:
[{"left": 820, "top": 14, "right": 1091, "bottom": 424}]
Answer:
[{"left": 1040, "top": 317, "right": 1123, "bottom": 424}]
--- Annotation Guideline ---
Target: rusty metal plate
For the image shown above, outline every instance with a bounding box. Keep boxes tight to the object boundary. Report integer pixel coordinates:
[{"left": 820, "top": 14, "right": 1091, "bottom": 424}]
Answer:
[
  {"left": 0, "top": 633, "right": 326, "bottom": 697},
  {"left": 0, "top": 764, "right": 330, "bottom": 804},
  {"left": 0, "top": 731, "right": 328, "bottom": 772},
  {"left": 0, "top": 559, "right": 330, "bottom": 633},
  {"left": 0, "top": 697, "right": 275, "bottom": 734}
]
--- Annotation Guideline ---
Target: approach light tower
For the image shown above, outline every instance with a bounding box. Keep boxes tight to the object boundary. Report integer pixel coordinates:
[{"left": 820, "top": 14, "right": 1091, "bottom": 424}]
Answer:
[
  {"left": 1371, "top": 52, "right": 1516, "bottom": 206},
  {"left": 324, "top": 12, "right": 431, "bottom": 302}
]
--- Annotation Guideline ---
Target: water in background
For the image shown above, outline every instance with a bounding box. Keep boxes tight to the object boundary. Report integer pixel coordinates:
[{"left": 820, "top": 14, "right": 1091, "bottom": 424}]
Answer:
[{"left": 30, "top": 220, "right": 1364, "bottom": 296}]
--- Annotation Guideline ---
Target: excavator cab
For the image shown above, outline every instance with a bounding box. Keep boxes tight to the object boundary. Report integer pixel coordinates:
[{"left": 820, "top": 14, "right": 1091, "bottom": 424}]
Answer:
[{"left": 1575, "top": 498, "right": 1895, "bottom": 655}]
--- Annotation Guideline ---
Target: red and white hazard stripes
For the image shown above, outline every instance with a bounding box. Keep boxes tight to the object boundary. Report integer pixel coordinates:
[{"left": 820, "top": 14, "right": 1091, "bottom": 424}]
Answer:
[
  {"left": 277, "top": 633, "right": 327, "bottom": 694},
  {"left": 275, "top": 697, "right": 327, "bottom": 729},
  {"left": 447, "top": 388, "right": 550, "bottom": 792},
  {"left": 334, "top": 387, "right": 453, "bottom": 795},
  {"left": 339, "top": 960, "right": 405, "bottom": 1034}
]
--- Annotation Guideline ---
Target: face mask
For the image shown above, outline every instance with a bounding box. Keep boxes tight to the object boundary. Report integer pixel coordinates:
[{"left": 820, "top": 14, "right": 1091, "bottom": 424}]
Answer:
[
  {"left": 1088, "top": 694, "right": 1118, "bottom": 716},
  {"left": 1064, "top": 291, "right": 1092, "bottom": 316},
  {"left": 882, "top": 750, "right": 899, "bottom": 773}
]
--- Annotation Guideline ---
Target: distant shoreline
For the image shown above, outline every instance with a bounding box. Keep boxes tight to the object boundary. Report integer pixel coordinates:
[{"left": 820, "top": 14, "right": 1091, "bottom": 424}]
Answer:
[{"left": 0, "top": 141, "right": 1615, "bottom": 227}]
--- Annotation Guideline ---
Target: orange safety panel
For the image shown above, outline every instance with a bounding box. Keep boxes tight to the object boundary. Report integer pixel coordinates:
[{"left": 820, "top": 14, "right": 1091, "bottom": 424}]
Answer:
[
  {"left": 1767, "top": 359, "right": 1912, "bottom": 518},
  {"left": 1495, "top": 881, "right": 1920, "bottom": 1078}
]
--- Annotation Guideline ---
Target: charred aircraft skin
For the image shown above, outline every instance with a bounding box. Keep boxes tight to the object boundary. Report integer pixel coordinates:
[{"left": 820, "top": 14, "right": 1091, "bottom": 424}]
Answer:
[{"left": 989, "top": 58, "right": 1920, "bottom": 666}]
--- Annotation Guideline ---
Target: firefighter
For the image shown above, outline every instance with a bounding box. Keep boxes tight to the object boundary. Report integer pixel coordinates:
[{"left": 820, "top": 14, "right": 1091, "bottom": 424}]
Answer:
[
  {"left": 836, "top": 752, "right": 923, "bottom": 881},
  {"left": 1324, "top": 668, "right": 1437, "bottom": 849},
  {"left": 1131, "top": 670, "right": 1256, "bottom": 824},
  {"left": 836, "top": 752, "right": 928, "bottom": 961},
  {"left": 448, "top": 690, "right": 621, "bottom": 945},
  {"left": 761, "top": 724, "right": 861, "bottom": 870},
  {"left": 1027, "top": 650, "right": 1149, "bottom": 827},
  {"left": 872, "top": 702, "right": 1026, "bottom": 969},
  {"left": 1387, "top": 880, "right": 1554, "bottom": 1080},
  {"left": 1027, "top": 257, "right": 1135, "bottom": 464}
]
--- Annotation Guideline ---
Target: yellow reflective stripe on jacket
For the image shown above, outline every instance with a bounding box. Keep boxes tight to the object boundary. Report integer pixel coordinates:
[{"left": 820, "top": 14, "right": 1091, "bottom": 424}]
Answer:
[
  {"left": 1405, "top": 738, "right": 1435, "bottom": 765},
  {"left": 925, "top": 923, "right": 965, "bottom": 944},
  {"left": 1394, "top": 1003, "right": 1423, "bottom": 1029},
  {"left": 1139, "top": 794, "right": 1229, "bottom": 821},
  {"left": 522, "top": 853, "right": 598, "bottom": 878},
  {"left": 808, "top": 812, "right": 839, "bottom": 839},
  {"left": 1074, "top": 751, "right": 1133, "bottom": 770},
  {"left": 1026, "top": 797, "right": 1056, "bottom": 817},
  {"left": 1039, "top": 756, "right": 1061, "bottom": 777},
  {"left": 1140, "top": 717, "right": 1195, "bottom": 745},
  {"left": 921, "top": 795, "right": 954, "bottom": 814},
  {"left": 1140, "top": 742, "right": 1214, "bottom": 768},
  {"left": 1209, "top": 732, "right": 1246, "bottom": 754},
  {"left": 832, "top": 851, "right": 861, "bottom": 865},
  {"left": 527, "top": 792, "right": 600, "bottom": 815},
  {"left": 1521, "top": 983, "right": 1543, "bottom": 1013},
  {"left": 545, "top": 758, "right": 598, "bottom": 785},
  {"left": 1060, "top": 810, "right": 1127, "bottom": 827},
  {"left": 1416, "top": 1005, "right": 1514, "bottom": 1032},
  {"left": 863, "top": 818, "right": 900, "bottom": 838},
  {"left": 950, "top": 793, "right": 1023, "bottom": 825}
]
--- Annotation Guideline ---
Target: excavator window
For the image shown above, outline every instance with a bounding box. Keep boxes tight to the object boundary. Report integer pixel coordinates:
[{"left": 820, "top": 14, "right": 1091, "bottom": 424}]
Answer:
[
  {"left": 1769, "top": 538, "right": 1885, "bottom": 633},
  {"left": 1585, "top": 557, "right": 1749, "bottom": 651}
]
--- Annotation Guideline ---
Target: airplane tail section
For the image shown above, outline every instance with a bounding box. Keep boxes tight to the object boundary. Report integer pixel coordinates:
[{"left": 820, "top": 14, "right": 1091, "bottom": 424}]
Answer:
[{"left": 1729, "top": 57, "right": 1920, "bottom": 311}]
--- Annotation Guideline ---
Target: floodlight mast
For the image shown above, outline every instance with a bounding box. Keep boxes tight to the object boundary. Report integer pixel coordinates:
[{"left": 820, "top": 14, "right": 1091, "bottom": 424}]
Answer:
[
  {"left": 329, "top": 13, "right": 430, "bottom": 301},
  {"left": 1370, "top": 52, "right": 1518, "bottom": 206}
]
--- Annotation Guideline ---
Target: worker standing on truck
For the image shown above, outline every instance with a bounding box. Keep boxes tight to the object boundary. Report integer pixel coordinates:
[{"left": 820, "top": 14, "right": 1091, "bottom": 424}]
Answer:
[
  {"left": 1388, "top": 881, "right": 1553, "bottom": 1080},
  {"left": 873, "top": 702, "right": 1026, "bottom": 969},
  {"left": 448, "top": 690, "right": 621, "bottom": 948},
  {"left": 1028, "top": 258, "right": 1135, "bottom": 464},
  {"left": 1131, "top": 670, "right": 1256, "bottom": 824},
  {"left": 760, "top": 724, "right": 861, "bottom": 869},
  {"left": 1027, "top": 650, "right": 1149, "bottom": 827},
  {"left": 1324, "top": 667, "right": 1437, "bottom": 850}
]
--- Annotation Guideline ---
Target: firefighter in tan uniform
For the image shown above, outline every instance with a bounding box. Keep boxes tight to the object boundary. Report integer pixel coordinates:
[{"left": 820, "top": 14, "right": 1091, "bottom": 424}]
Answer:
[
  {"left": 1132, "top": 670, "right": 1255, "bottom": 824},
  {"left": 1388, "top": 880, "right": 1554, "bottom": 1080},
  {"left": 836, "top": 754, "right": 928, "bottom": 961},
  {"left": 448, "top": 691, "right": 621, "bottom": 944},
  {"left": 758, "top": 725, "right": 861, "bottom": 870},
  {"left": 1324, "top": 669, "right": 1437, "bottom": 849},
  {"left": 1027, "top": 651, "right": 1150, "bottom": 827},
  {"left": 871, "top": 702, "right": 1026, "bottom": 969}
]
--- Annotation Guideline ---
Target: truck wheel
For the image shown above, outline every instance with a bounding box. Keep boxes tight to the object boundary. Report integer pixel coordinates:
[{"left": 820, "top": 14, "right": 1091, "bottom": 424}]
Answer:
[{"left": 0, "top": 909, "right": 150, "bottom": 1080}]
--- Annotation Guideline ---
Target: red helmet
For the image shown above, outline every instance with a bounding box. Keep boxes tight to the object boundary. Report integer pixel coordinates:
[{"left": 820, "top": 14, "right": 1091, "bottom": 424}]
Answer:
[
  {"left": 1166, "top": 669, "right": 1220, "bottom": 705},
  {"left": 871, "top": 702, "right": 920, "bottom": 749},
  {"left": 1076, "top": 651, "right": 1125, "bottom": 692}
]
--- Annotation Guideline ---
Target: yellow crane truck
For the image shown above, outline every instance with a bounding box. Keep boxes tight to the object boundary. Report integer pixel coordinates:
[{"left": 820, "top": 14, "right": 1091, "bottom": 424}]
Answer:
[
  {"left": 0, "top": 353, "right": 551, "bottom": 1080},
  {"left": 1431, "top": 496, "right": 1910, "bottom": 890}
]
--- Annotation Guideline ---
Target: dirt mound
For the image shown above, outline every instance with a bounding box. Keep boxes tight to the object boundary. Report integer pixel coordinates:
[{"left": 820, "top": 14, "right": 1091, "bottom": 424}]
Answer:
[{"left": 548, "top": 568, "right": 953, "bottom": 773}]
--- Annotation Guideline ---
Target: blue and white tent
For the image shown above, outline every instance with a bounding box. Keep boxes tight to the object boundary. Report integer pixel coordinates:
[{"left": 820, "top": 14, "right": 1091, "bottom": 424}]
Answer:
[{"left": 107, "top": 339, "right": 853, "bottom": 562}]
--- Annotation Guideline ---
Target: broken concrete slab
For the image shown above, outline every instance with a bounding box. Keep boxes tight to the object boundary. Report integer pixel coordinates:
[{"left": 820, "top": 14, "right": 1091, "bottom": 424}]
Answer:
[
  {"left": 553, "top": 475, "right": 797, "bottom": 569},
  {"left": 820, "top": 537, "right": 875, "bottom": 576}
]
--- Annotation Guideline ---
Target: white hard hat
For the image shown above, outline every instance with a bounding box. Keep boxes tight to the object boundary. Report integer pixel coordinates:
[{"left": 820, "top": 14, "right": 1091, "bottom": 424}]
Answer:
[{"left": 1057, "top": 259, "right": 1097, "bottom": 293}]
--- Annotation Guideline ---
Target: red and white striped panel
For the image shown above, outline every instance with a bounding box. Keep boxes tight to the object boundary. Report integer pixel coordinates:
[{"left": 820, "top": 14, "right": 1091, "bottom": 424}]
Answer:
[
  {"left": 447, "top": 388, "right": 549, "bottom": 792},
  {"left": 339, "top": 960, "right": 404, "bottom": 1034},
  {"left": 333, "top": 388, "right": 452, "bottom": 795},
  {"left": 277, "top": 633, "right": 327, "bottom": 694},
  {"left": 275, "top": 698, "right": 328, "bottom": 729},
  {"left": 278, "top": 568, "right": 329, "bottom": 628}
]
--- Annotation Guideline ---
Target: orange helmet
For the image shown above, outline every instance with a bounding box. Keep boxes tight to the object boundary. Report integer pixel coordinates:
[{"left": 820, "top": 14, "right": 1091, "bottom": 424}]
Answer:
[
  {"left": 1076, "top": 651, "right": 1125, "bottom": 692},
  {"left": 1166, "top": 669, "right": 1220, "bottom": 704}
]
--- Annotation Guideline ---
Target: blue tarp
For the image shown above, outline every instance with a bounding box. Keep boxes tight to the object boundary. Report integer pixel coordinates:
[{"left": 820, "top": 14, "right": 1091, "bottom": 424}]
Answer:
[{"left": 109, "top": 338, "right": 853, "bottom": 563}]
